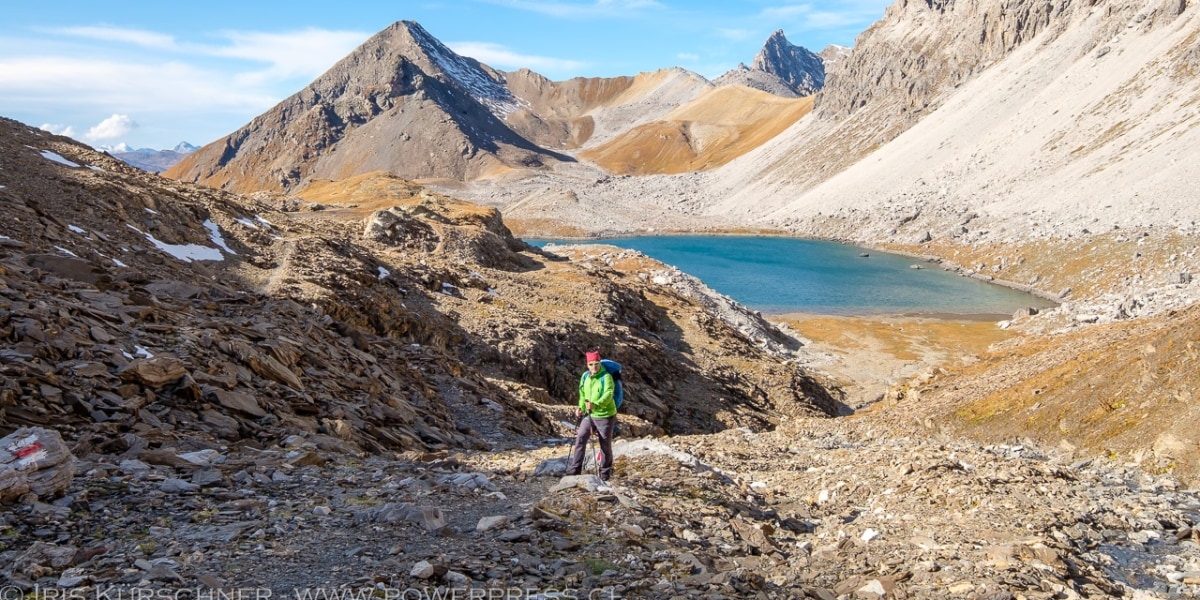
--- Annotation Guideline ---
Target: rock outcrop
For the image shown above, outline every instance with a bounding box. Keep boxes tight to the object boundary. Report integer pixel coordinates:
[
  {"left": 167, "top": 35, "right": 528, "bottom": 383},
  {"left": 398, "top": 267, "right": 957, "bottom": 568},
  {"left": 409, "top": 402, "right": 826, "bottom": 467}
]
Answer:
[
  {"left": 716, "top": 29, "right": 827, "bottom": 97},
  {"left": 165, "top": 21, "right": 572, "bottom": 193},
  {"left": 1, "top": 117, "right": 835, "bottom": 458},
  {"left": 0, "top": 428, "right": 75, "bottom": 502}
]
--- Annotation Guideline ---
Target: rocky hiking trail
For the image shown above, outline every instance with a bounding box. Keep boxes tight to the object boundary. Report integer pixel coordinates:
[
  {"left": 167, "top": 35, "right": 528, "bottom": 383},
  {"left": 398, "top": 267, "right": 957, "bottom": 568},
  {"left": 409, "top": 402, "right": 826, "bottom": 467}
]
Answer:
[
  {"left": 6, "top": 414, "right": 1200, "bottom": 599},
  {"left": 2, "top": 119, "right": 1200, "bottom": 599}
]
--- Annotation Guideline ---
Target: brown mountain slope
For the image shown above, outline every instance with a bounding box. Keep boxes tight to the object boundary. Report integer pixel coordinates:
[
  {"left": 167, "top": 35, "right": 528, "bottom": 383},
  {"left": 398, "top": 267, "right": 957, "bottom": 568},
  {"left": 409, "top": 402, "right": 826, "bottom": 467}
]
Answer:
[
  {"left": 493, "top": 67, "right": 718, "bottom": 160},
  {"left": 165, "top": 21, "right": 570, "bottom": 194},
  {"left": 712, "top": 0, "right": 1200, "bottom": 240},
  {"left": 2, "top": 118, "right": 839, "bottom": 456},
  {"left": 579, "top": 86, "right": 812, "bottom": 175},
  {"left": 8, "top": 121, "right": 1200, "bottom": 597},
  {"left": 499, "top": 69, "right": 638, "bottom": 150},
  {"left": 874, "top": 302, "right": 1200, "bottom": 483}
]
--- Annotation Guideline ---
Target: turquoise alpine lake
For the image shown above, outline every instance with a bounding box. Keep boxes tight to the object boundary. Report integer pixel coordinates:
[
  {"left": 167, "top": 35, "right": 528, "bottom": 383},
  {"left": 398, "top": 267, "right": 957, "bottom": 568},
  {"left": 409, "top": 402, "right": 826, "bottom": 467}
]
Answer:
[{"left": 534, "top": 235, "right": 1057, "bottom": 317}]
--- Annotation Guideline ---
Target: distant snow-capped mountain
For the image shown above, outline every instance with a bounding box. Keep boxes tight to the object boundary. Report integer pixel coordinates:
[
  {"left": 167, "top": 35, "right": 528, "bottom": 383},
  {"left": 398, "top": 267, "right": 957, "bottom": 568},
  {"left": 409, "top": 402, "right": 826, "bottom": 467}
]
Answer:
[{"left": 109, "top": 142, "right": 196, "bottom": 173}]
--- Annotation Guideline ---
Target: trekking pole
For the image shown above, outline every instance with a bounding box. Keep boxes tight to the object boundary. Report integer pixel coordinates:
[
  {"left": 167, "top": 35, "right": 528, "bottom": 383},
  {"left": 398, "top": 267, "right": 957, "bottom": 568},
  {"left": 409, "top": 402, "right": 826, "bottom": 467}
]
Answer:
[
  {"left": 563, "top": 409, "right": 583, "bottom": 474},
  {"left": 563, "top": 410, "right": 596, "bottom": 477},
  {"left": 587, "top": 414, "right": 603, "bottom": 478}
]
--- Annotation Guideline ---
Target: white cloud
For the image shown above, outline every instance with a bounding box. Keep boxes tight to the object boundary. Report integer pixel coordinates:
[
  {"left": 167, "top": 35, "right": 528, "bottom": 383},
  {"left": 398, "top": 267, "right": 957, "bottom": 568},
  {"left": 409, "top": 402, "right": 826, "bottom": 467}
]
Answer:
[
  {"left": 450, "top": 41, "right": 586, "bottom": 73},
  {"left": 0, "top": 56, "right": 280, "bottom": 112},
  {"left": 85, "top": 114, "right": 138, "bottom": 141},
  {"left": 205, "top": 28, "right": 370, "bottom": 85},
  {"left": 761, "top": 6, "right": 858, "bottom": 29},
  {"left": 0, "top": 27, "right": 364, "bottom": 111},
  {"left": 480, "top": 0, "right": 665, "bottom": 18},
  {"left": 39, "top": 123, "right": 76, "bottom": 138},
  {"left": 51, "top": 26, "right": 177, "bottom": 50},
  {"left": 0, "top": 25, "right": 367, "bottom": 148},
  {"left": 759, "top": 4, "right": 816, "bottom": 20},
  {"left": 716, "top": 28, "right": 759, "bottom": 42},
  {"left": 758, "top": 1, "right": 891, "bottom": 31},
  {"left": 677, "top": 52, "right": 700, "bottom": 62}
]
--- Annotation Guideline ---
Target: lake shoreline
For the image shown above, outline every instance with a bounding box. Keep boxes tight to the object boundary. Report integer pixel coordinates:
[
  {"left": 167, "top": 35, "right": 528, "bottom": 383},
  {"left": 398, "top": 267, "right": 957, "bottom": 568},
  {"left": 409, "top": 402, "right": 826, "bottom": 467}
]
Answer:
[
  {"left": 535, "top": 231, "right": 1060, "bottom": 312},
  {"left": 771, "top": 310, "right": 1014, "bottom": 323}
]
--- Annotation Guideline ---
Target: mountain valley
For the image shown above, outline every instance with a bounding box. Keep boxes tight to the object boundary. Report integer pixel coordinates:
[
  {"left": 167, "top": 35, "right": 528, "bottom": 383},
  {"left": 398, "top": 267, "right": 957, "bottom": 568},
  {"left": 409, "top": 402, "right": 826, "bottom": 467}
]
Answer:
[{"left": 4, "top": 0, "right": 1200, "bottom": 596}]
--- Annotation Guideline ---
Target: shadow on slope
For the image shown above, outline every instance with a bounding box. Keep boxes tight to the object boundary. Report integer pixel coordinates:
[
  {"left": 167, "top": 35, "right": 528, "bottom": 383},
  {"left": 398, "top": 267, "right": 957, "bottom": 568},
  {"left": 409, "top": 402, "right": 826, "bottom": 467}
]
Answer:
[{"left": 0, "top": 119, "right": 839, "bottom": 461}]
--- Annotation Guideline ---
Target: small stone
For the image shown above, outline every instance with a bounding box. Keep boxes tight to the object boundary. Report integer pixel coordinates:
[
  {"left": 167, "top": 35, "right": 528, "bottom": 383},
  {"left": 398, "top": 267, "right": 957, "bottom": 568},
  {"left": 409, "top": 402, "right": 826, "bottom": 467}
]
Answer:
[
  {"left": 497, "top": 530, "right": 530, "bottom": 543},
  {"left": 159, "top": 478, "right": 199, "bottom": 493},
  {"left": 56, "top": 568, "right": 90, "bottom": 588},
  {"left": 411, "top": 561, "right": 436, "bottom": 579},
  {"left": 618, "top": 523, "right": 645, "bottom": 538},
  {"left": 192, "top": 469, "right": 224, "bottom": 487},
  {"left": 477, "top": 515, "right": 509, "bottom": 532},
  {"left": 178, "top": 449, "right": 223, "bottom": 467},
  {"left": 859, "top": 579, "right": 886, "bottom": 596},
  {"left": 947, "top": 581, "right": 975, "bottom": 594},
  {"left": 313, "top": 506, "right": 332, "bottom": 516},
  {"left": 406, "top": 507, "right": 446, "bottom": 532}
]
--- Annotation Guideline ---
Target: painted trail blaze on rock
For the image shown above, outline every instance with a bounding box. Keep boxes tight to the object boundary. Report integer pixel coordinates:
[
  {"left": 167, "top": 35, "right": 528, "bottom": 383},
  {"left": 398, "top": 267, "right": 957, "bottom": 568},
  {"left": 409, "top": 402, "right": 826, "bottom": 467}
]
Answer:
[
  {"left": 8, "top": 435, "right": 47, "bottom": 469},
  {"left": 1, "top": 428, "right": 76, "bottom": 502}
]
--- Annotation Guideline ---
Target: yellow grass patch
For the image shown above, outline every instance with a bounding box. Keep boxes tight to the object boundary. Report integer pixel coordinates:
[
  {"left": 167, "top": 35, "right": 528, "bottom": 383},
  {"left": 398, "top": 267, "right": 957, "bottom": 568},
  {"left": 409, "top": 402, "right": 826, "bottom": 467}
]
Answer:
[
  {"left": 580, "top": 87, "right": 813, "bottom": 175},
  {"left": 784, "top": 314, "right": 1013, "bottom": 363},
  {"left": 907, "top": 303, "right": 1200, "bottom": 480}
]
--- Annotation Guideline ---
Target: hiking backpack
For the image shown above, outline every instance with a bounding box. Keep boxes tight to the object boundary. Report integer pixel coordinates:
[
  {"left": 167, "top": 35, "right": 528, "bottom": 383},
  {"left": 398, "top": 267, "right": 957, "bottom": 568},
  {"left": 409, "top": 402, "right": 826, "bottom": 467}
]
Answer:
[{"left": 580, "top": 359, "right": 625, "bottom": 409}]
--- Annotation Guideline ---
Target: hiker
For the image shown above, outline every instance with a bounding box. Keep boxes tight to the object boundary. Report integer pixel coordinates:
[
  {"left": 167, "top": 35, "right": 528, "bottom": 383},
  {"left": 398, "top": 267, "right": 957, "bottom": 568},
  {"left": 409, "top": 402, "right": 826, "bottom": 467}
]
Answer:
[{"left": 568, "top": 350, "right": 617, "bottom": 481}]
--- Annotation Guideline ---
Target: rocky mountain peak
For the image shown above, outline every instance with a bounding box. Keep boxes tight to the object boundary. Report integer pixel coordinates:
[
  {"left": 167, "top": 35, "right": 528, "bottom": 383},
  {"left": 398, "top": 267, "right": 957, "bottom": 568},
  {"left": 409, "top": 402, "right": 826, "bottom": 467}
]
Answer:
[
  {"left": 387, "top": 20, "right": 520, "bottom": 116},
  {"left": 166, "top": 20, "right": 568, "bottom": 193},
  {"left": 762, "top": 28, "right": 790, "bottom": 49},
  {"left": 751, "top": 29, "right": 826, "bottom": 96},
  {"left": 715, "top": 29, "right": 826, "bottom": 97}
]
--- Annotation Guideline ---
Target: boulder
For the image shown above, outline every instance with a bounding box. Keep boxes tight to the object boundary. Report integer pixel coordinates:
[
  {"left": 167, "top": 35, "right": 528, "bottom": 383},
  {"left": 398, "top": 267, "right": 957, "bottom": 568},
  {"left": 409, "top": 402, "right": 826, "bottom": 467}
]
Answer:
[{"left": 0, "top": 427, "right": 76, "bottom": 502}]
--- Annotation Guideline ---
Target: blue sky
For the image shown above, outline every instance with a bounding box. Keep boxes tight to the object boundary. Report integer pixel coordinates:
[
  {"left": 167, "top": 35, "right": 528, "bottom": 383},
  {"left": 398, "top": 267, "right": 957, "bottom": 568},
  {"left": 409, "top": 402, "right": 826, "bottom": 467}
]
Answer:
[{"left": 0, "top": 0, "right": 891, "bottom": 150}]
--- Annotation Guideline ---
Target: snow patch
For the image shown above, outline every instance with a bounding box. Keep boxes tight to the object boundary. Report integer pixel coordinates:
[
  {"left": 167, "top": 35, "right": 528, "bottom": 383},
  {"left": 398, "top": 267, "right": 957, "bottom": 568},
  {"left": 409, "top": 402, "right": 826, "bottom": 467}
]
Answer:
[
  {"left": 126, "top": 224, "right": 224, "bottom": 263},
  {"left": 203, "top": 220, "right": 236, "bottom": 254},
  {"left": 409, "top": 22, "right": 521, "bottom": 119},
  {"left": 40, "top": 150, "right": 80, "bottom": 168}
]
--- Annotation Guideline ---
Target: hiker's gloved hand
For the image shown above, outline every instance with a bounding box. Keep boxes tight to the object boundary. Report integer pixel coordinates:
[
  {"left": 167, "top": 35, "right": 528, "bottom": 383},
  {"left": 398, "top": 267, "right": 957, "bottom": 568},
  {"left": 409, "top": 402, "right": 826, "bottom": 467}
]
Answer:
[{"left": 585, "top": 401, "right": 593, "bottom": 414}]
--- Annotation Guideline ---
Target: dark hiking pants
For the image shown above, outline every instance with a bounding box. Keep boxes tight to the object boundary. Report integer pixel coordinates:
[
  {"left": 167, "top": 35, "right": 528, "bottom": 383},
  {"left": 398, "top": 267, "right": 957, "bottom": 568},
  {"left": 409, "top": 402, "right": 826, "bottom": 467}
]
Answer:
[{"left": 568, "top": 416, "right": 614, "bottom": 480}]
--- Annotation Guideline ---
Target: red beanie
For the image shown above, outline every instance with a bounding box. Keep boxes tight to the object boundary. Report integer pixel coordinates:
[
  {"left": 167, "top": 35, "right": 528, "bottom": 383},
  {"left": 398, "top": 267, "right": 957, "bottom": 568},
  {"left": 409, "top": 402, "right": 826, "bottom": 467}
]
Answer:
[{"left": 585, "top": 351, "right": 601, "bottom": 363}]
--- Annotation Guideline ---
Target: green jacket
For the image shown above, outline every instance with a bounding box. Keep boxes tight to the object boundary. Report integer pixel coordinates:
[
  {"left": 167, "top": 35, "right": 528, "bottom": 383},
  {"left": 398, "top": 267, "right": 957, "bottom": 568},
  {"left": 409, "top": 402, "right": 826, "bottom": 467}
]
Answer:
[{"left": 578, "top": 367, "right": 617, "bottom": 418}]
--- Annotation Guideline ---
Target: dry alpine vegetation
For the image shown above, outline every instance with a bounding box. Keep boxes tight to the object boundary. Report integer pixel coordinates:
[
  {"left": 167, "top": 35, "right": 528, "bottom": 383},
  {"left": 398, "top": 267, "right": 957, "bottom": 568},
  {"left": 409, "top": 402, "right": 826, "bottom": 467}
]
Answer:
[
  {"left": 3, "top": 122, "right": 1200, "bottom": 598},
  {"left": 5, "top": 0, "right": 1200, "bottom": 597}
]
